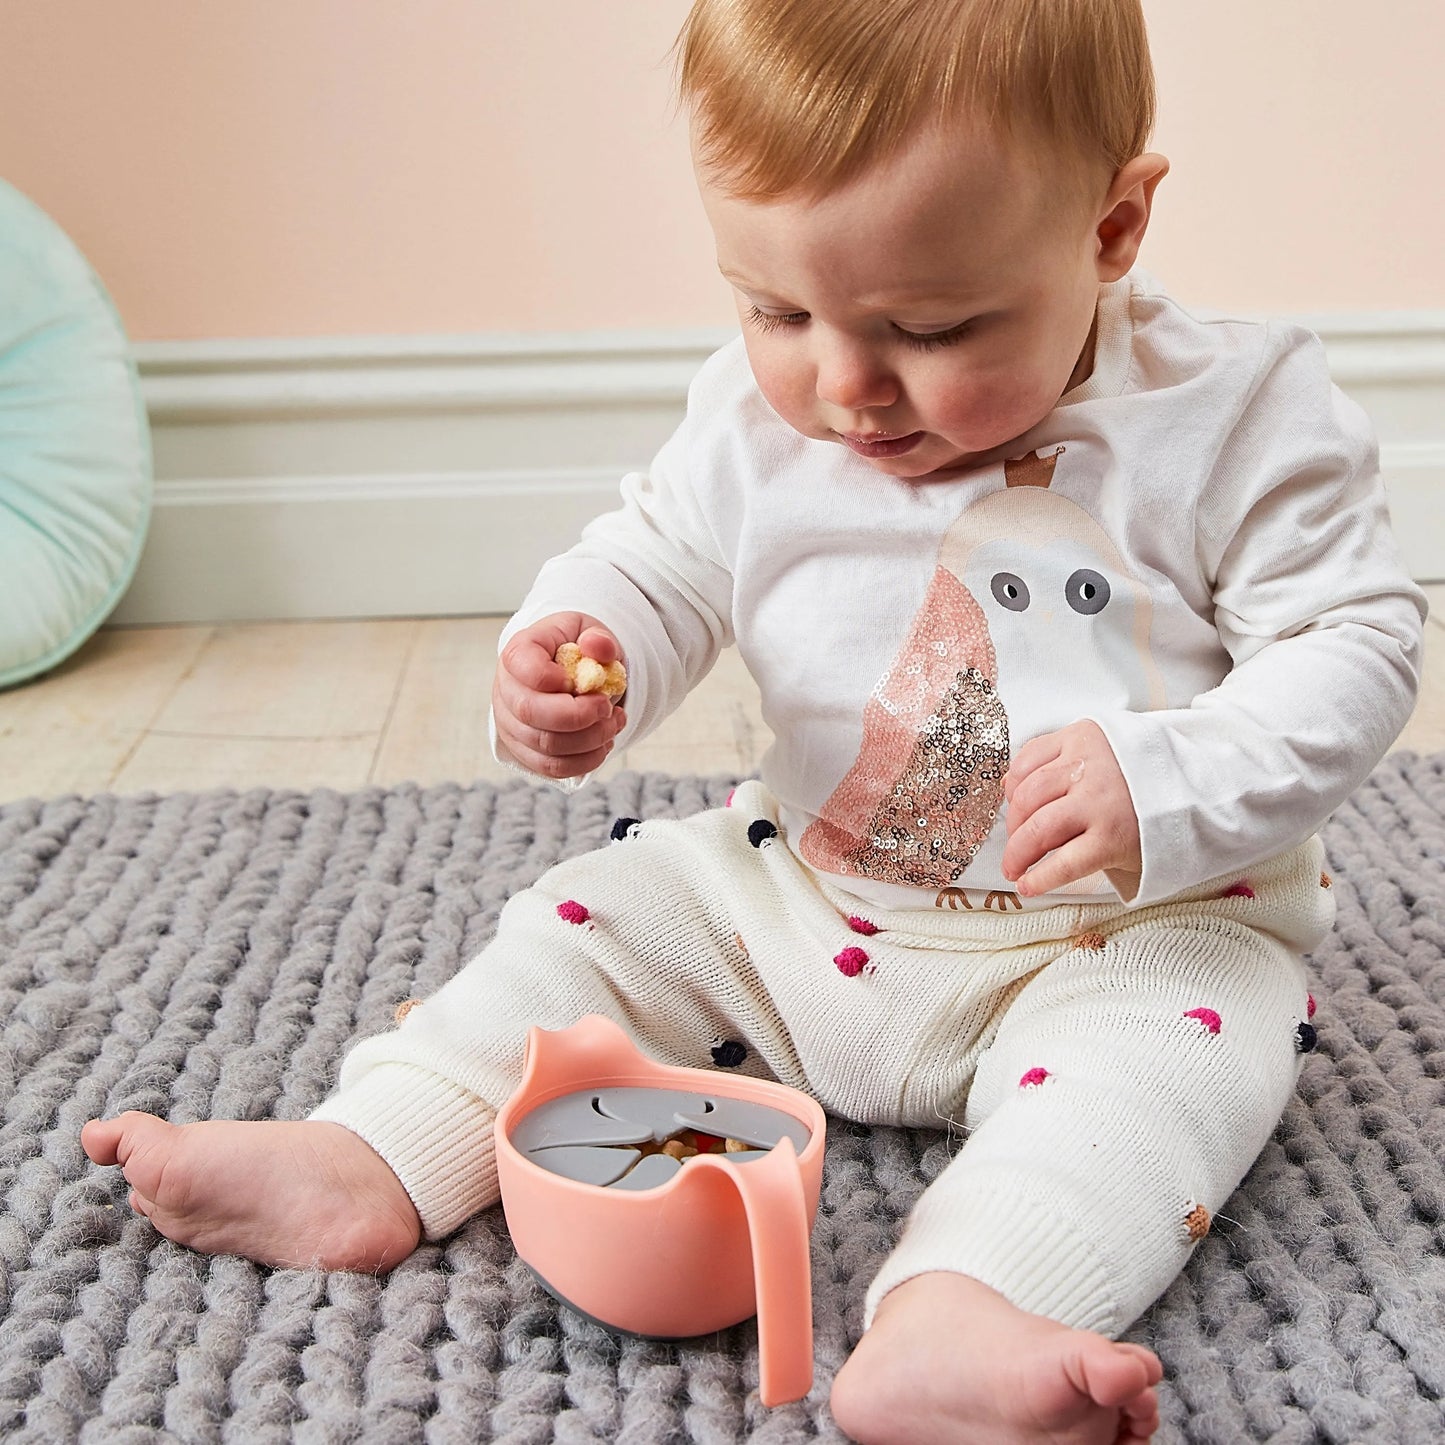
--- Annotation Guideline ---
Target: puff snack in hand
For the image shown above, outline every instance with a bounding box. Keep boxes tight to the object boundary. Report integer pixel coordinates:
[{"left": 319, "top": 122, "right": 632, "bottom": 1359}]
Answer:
[{"left": 555, "top": 642, "right": 626, "bottom": 700}]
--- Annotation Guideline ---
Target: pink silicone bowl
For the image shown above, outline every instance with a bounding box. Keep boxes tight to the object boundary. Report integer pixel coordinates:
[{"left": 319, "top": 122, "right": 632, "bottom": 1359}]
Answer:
[{"left": 494, "top": 1015, "right": 827, "bottom": 1407}]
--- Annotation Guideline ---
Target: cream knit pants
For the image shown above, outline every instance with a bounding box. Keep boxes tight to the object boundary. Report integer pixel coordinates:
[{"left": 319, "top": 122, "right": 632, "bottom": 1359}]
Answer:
[{"left": 313, "top": 779, "right": 1334, "bottom": 1338}]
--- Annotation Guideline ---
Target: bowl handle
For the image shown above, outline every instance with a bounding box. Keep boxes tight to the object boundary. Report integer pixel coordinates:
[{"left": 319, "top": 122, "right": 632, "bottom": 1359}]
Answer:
[{"left": 711, "top": 1136, "right": 814, "bottom": 1407}]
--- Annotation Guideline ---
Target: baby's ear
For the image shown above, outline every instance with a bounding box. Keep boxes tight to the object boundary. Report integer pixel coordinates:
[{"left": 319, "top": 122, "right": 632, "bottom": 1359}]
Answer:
[{"left": 1095, "top": 153, "right": 1169, "bottom": 281}]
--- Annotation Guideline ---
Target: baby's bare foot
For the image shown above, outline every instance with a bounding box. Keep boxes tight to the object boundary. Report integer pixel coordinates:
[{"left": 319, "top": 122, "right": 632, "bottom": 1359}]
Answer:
[
  {"left": 81, "top": 1113, "right": 421, "bottom": 1271},
  {"left": 831, "top": 1272, "right": 1162, "bottom": 1445}
]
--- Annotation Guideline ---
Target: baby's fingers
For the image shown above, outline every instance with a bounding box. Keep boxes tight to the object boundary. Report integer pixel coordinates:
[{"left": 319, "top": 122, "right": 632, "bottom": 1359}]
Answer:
[
  {"left": 501, "top": 732, "right": 617, "bottom": 781},
  {"left": 1001, "top": 796, "right": 1083, "bottom": 882},
  {"left": 495, "top": 701, "right": 627, "bottom": 781},
  {"left": 500, "top": 630, "right": 575, "bottom": 694},
  {"left": 511, "top": 712, "right": 621, "bottom": 761},
  {"left": 575, "top": 625, "right": 622, "bottom": 665},
  {"left": 1003, "top": 732, "right": 1063, "bottom": 802},
  {"left": 1011, "top": 836, "right": 1102, "bottom": 897},
  {"left": 1003, "top": 756, "right": 1076, "bottom": 834},
  {"left": 495, "top": 663, "right": 614, "bottom": 735}
]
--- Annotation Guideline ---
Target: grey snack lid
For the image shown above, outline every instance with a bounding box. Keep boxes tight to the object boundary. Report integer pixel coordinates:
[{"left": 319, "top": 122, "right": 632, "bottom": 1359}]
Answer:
[{"left": 511, "top": 1085, "right": 809, "bottom": 1186}]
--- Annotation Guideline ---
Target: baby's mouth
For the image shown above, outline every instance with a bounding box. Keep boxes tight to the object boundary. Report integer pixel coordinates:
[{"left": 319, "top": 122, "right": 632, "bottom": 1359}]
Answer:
[{"left": 837, "top": 430, "right": 925, "bottom": 459}]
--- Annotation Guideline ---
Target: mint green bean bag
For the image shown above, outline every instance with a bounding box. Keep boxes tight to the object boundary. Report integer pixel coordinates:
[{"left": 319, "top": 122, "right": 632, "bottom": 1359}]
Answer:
[{"left": 0, "top": 178, "right": 152, "bottom": 690}]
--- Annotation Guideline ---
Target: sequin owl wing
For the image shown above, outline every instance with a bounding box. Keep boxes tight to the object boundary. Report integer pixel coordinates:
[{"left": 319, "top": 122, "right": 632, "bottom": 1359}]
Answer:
[{"left": 799, "top": 565, "right": 1009, "bottom": 888}]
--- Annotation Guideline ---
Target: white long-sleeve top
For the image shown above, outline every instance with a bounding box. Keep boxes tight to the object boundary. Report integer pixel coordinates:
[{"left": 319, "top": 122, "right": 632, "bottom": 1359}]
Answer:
[{"left": 495, "top": 272, "right": 1426, "bottom": 909}]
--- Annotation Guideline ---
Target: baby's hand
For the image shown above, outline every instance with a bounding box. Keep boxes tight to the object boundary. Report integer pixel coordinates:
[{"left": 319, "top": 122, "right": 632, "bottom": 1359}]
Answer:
[
  {"left": 1001, "top": 720, "right": 1141, "bottom": 898},
  {"left": 492, "top": 613, "right": 627, "bottom": 781}
]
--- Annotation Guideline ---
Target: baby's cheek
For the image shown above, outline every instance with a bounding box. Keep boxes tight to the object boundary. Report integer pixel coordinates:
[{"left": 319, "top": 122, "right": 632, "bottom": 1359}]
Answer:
[
  {"left": 931, "top": 371, "right": 1057, "bottom": 447},
  {"left": 928, "top": 379, "right": 1019, "bottom": 443},
  {"left": 740, "top": 343, "right": 813, "bottom": 433}
]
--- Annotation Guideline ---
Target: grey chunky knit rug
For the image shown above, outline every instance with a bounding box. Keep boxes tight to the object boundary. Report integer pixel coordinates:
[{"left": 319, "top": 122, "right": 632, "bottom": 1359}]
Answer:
[{"left": 1, "top": 757, "right": 1443, "bottom": 1444}]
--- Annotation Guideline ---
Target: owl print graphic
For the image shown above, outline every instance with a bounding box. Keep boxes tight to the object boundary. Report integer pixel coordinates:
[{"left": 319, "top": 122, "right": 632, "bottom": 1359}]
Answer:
[{"left": 799, "top": 446, "right": 1165, "bottom": 896}]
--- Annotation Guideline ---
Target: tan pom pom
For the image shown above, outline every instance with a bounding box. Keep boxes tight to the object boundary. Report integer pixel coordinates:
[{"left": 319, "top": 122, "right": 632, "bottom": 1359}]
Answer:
[
  {"left": 394, "top": 998, "right": 421, "bottom": 1023},
  {"left": 1073, "top": 931, "right": 1107, "bottom": 951},
  {"left": 1184, "top": 1204, "right": 1211, "bottom": 1242},
  {"left": 555, "top": 642, "right": 626, "bottom": 700}
]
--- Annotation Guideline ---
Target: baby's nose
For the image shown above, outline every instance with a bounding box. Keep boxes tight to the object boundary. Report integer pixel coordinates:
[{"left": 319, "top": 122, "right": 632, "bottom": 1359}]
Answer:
[{"left": 815, "top": 348, "right": 898, "bottom": 412}]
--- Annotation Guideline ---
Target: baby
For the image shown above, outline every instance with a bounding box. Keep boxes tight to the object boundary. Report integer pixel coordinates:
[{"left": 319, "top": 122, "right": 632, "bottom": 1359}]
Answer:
[{"left": 83, "top": 1, "right": 1427, "bottom": 1441}]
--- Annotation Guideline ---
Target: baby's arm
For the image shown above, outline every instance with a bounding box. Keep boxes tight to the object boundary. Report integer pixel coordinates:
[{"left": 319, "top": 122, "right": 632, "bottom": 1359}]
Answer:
[
  {"left": 491, "top": 409, "right": 738, "bottom": 787},
  {"left": 1066, "top": 327, "right": 1424, "bottom": 905}
]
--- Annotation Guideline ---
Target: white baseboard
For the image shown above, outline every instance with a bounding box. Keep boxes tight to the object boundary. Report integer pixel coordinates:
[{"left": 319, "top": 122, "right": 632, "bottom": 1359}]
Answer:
[
  {"left": 113, "top": 467, "right": 630, "bottom": 622},
  {"left": 113, "top": 316, "right": 1445, "bottom": 625},
  {"left": 113, "top": 330, "right": 730, "bottom": 624}
]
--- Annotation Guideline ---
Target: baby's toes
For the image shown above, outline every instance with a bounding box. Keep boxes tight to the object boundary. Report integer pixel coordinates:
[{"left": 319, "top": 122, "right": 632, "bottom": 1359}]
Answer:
[
  {"left": 97, "top": 1112, "right": 186, "bottom": 1204},
  {"left": 1119, "top": 1380, "right": 1160, "bottom": 1437},
  {"left": 80, "top": 1115, "right": 128, "bottom": 1167},
  {"left": 1068, "top": 1336, "right": 1161, "bottom": 1410},
  {"left": 1120, "top": 1409, "right": 1160, "bottom": 1445},
  {"left": 1119, "top": 1342, "right": 1164, "bottom": 1380},
  {"left": 126, "top": 1186, "right": 159, "bottom": 1221}
]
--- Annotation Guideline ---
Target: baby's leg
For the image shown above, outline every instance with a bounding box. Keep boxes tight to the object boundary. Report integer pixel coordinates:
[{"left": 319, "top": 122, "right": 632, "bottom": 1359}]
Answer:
[
  {"left": 835, "top": 852, "right": 1328, "bottom": 1443},
  {"left": 80, "top": 1116, "right": 420, "bottom": 1271},
  {"left": 84, "top": 785, "right": 808, "bottom": 1267}
]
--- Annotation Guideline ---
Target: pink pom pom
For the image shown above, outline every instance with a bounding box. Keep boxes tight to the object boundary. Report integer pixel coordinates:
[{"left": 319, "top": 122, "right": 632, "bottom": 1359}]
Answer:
[
  {"left": 556, "top": 900, "right": 591, "bottom": 925},
  {"left": 1307, "top": 993, "right": 1316, "bottom": 1019},
  {"left": 1222, "top": 881, "right": 1255, "bottom": 899},
  {"left": 1019, "top": 1067, "right": 1051, "bottom": 1089},
  {"left": 834, "top": 946, "right": 869, "bottom": 978},
  {"left": 1184, "top": 1006, "right": 1222, "bottom": 1034},
  {"left": 847, "top": 916, "right": 880, "bottom": 936}
]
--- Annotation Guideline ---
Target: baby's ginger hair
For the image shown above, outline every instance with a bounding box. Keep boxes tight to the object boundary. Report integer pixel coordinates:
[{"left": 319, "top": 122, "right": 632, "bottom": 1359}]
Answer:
[{"left": 676, "top": 0, "right": 1155, "bottom": 200}]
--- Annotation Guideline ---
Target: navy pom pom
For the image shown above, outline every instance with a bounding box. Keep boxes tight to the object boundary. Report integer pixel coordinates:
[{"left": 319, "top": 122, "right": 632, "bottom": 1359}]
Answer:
[
  {"left": 610, "top": 816, "right": 641, "bottom": 841},
  {"left": 711, "top": 1039, "right": 748, "bottom": 1068},
  {"left": 1295, "top": 1021, "right": 1318, "bottom": 1053},
  {"left": 747, "top": 819, "right": 778, "bottom": 848}
]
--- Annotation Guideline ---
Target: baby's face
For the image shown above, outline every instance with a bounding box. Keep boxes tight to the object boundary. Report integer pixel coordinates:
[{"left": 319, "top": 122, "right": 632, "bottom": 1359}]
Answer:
[{"left": 698, "top": 122, "right": 1114, "bottom": 480}]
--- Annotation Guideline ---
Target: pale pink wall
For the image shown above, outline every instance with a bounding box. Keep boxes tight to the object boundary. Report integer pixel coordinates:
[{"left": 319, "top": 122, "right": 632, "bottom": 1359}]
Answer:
[
  {"left": 0, "top": 0, "right": 1439, "bottom": 342},
  {"left": 1145, "top": 0, "right": 1445, "bottom": 313},
  {"left": 0, "top": 1, "right": 722, "bottom": 338}
]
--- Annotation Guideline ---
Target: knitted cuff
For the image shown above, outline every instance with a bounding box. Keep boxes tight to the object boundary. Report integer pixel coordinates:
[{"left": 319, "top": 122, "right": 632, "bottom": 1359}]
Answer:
[
  {"left": 310, "top": 1062, "right": 500, "bottom": 1241},
  {"left": 863, "top": 1179, "right": 1121, "bottom": 1337}
]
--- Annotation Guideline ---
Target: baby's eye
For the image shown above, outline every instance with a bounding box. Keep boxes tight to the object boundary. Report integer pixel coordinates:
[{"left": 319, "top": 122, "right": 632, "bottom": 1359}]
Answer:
[
  {"left": 745, "top": 305, "right": 809, "bottom": 333},
  {"left": 894, "top": 320, "right": 973, "bottom": 352}
]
